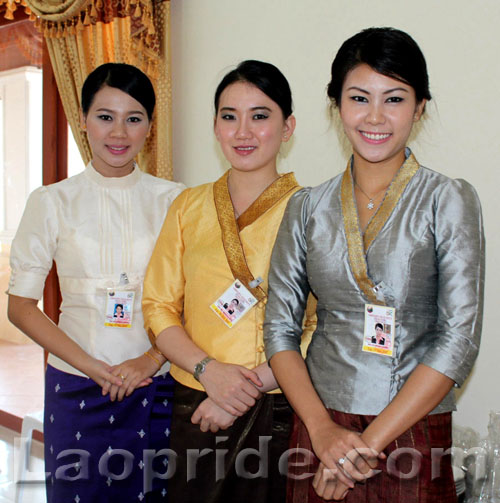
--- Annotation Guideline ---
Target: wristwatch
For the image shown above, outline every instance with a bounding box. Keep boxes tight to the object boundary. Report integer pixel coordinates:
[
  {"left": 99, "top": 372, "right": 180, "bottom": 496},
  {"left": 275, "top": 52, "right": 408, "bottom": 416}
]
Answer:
[{"left": 193, "top": 356, "right": 214, "bottom": 382}]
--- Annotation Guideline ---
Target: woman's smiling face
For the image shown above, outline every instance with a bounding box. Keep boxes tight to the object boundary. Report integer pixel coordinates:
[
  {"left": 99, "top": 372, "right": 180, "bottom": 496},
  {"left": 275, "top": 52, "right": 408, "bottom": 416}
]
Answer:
[
  {"left": 82, "top": 85, "right": 150, "bottom": 177},
  {"left": 339, "top": 64, "right": 426, "bottom": 171},
  {"left": 214, "top": 81, "right": 294, "bottom": 175}
]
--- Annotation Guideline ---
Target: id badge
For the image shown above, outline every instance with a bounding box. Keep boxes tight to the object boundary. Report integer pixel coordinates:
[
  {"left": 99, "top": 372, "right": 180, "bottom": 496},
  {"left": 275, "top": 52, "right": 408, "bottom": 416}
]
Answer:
[
  {"left": 210, "top": 279, "right": 258, "bottom": 328},
  {"left": 362, "top": 303, "right": 396, "bottom": 357},
  {"left": 104, "top": 289, "right": 135, "bottom": 328}
]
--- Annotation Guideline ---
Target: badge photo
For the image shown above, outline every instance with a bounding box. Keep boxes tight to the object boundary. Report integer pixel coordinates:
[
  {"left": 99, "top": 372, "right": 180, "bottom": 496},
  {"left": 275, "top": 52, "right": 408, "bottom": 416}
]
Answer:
[
  {"left": 362, "top": 303, "right": 396, "bottom": 357},
  {"left": 104, "top": 289, "right": 135, "bottom": 328},
  {"left": 210, "top": 279, "right": 258, "bottom": 328}
]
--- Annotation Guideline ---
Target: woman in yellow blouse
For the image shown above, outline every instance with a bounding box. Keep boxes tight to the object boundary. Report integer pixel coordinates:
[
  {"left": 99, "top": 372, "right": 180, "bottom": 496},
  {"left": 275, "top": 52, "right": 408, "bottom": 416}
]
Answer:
[{"left": 142, "top": 60, "right": 313, "bottom": 502}]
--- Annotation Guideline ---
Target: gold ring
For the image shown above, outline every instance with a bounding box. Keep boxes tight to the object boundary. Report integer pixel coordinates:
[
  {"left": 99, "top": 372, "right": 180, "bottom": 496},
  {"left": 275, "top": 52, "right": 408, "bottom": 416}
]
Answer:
[{"left": 120, "top": 374, "right": 126, "bottom": 380}]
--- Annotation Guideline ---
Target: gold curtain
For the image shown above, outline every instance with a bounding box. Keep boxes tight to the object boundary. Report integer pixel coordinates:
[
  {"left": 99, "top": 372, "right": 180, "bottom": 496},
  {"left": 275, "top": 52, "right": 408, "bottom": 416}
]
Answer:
[
  {"left": 14, "top": 0, "right": 172, "bottom": 179},
  {"left": 0, "top": 0, "right": 31, "bottom": 20}
]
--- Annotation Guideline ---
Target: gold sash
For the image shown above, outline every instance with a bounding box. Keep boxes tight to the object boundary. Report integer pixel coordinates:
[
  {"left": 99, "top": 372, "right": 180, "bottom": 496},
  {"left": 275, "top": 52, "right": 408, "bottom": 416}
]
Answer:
[
  {"left": 213, "top": 170, "right": 299, "bottom": 302},
  {"left": 341, "top": 153, "right": 420, "bottom": 305}
]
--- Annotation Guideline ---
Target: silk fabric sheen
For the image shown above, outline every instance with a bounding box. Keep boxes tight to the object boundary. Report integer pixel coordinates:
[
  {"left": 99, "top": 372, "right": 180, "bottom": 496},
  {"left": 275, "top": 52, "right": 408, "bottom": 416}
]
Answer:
[
  {"left": 143, "top": 171, "right": 314, "bottom": 392},
  {"left": 169, "top": 382, "right": 292, "bottom": 503},
  {"left": 8, "top": 163, "right": 184, "bottom": 376},
  {"left": 264, "top": 152, "right": 484, "bottom": 415},
  {"left": 287, "top": 411, "right": 457, "bottom": 503},
  {"left": 44, "top": 365, "right": 174, "bottom": 502}
]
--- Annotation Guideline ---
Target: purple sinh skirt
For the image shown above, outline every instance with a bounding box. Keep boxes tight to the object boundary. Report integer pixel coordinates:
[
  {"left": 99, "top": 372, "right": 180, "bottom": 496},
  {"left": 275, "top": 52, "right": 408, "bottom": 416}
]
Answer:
[{"left": 44, "top": 364, "right": 174, "bottom": 502}]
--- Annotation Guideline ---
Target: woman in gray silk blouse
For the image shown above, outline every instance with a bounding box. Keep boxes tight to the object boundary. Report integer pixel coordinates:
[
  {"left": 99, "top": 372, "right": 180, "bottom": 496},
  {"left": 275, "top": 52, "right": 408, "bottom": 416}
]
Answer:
[{"left": 264, "top": 28, "right": 484, "bottom": 502}]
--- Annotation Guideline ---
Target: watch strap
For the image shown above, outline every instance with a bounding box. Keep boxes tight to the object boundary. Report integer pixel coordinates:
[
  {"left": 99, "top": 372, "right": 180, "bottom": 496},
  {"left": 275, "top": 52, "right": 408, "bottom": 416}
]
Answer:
[{"left": 193, "top": 356, "right": 214, "bottom": 382}]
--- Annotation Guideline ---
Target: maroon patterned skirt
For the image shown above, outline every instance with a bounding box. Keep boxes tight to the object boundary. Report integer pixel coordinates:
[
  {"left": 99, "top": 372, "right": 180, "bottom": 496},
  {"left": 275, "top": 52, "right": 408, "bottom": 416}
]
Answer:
[{"left": 287, "top": 410, "right": 457, "bottom": 503}]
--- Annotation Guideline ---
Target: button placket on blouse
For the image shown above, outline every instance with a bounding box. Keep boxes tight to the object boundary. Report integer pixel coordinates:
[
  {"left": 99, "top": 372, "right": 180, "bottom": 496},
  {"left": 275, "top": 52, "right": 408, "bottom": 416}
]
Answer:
[{"left": 255, "top": 300, "right": 267, "bottom": 366}]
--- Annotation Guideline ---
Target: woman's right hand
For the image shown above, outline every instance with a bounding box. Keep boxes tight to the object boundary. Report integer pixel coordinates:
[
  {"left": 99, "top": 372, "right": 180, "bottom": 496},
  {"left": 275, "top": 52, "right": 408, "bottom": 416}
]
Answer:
[
  {"left": 105, "top": 353, "right": 158, "bottom": 401},
  {"left": 313, "top": 462, "right": 351, "bottom": 501},
  {"left": 81, "top": 357, "right": 124, "bottom": 390},
  {"left": 191, "top": 397, "right": 237, "bottom": 432},
  {"left": 198, "top": 360, "right": 263, "bottom": 416},
  {"left": 309, "top": 420, "right": 382, "bottom": 488}
]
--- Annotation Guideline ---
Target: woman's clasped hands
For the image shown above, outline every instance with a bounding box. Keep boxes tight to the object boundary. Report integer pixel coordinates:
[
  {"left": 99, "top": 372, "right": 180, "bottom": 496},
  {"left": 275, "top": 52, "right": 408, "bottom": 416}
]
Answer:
[
  {"left": 191, "top": 397, "right": 237, "bottom": 433},
  {"left": 100, "top": 353, "right": 159, "bottom": 402},
  {"left": 191, "top": 360, "right": 263, "bottom": 432},
  {"left": 310, "top": 420, "right": 385, "bottom": 500},
  {"left": 197, "top": 360, "right": 263, "bottom": 415}
]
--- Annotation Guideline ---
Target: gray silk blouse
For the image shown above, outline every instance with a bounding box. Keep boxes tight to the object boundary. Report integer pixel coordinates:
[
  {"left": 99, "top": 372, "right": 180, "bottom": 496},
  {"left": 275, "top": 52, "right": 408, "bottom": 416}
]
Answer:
[{"left": 264, "top": 157, "right": 485, "bottom": 415}]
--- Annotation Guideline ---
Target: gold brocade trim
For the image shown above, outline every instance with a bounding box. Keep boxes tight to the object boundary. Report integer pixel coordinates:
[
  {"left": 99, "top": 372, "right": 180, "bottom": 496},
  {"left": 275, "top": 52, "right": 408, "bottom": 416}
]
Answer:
[
  {"left": 341, "top": 153, "right": 420, "bottom": 305},
  {"left": 341, "top": 169, "right": 379, "bottom": 304},
  {"left": 237, "top": 172, "right": 299, "bottom": 231},
  {"left": 213, "top": 171, "right": 299, "bottom": 302},
  {"left": 363, "top": 153, "right": 419, "bottom": 251}
]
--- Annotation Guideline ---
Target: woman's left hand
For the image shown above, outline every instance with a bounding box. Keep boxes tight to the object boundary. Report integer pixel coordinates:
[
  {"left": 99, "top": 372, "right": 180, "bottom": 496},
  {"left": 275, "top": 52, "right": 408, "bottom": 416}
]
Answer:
[
  {"left": 309, "top": 420, "right": 381, "bottom": 486},
  {"left": 313, "top": 462, "right": 350, "bottom": 501},
  {"left": 104, "top": 354, "right": 157, "bottom": 401},
  {"left": 191, "top": 397, "right": 237, "bottom": 432}
]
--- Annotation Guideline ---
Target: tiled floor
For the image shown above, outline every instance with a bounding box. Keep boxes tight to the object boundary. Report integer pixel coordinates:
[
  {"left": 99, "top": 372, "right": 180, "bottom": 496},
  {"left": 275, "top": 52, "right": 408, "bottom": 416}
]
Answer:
[
  {"left": 0, "top": 340, "right": 44, "bottom": 427},
  {"left": 0, "top": 425, "right": 46, "bottom": 502},
  {"left": 0, "top": 340, "right": 46, "bottom": 502}
]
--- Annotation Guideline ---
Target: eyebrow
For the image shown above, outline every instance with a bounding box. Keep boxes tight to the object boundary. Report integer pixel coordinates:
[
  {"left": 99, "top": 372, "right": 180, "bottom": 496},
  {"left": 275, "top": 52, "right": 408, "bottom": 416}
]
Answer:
[
  {"left": 346, "top": 86, "right": 409, "bottom": 95},
  {"left": 95, "top": 107, "right": 145, "bottom": 115},
  {"left": 219, "top": 106, "right": 273, "bottom": 112}
]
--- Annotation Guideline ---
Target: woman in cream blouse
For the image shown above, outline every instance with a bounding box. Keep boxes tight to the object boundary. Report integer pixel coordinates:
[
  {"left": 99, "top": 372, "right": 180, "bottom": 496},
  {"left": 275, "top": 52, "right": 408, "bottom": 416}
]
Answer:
[{"left": 8, "top": 63, "right": 184, "bottom": 502}]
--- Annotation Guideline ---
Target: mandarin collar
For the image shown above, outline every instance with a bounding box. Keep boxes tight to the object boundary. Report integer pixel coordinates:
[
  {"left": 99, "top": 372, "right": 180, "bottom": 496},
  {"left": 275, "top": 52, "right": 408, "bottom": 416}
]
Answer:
[{"left": 84, "top": 162, "right": 141, "bottom": 189}]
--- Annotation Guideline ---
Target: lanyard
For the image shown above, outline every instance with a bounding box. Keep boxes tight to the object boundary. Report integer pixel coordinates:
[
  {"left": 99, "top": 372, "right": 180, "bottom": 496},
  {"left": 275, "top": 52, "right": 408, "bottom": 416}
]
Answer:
[
  {"left": 341, "top": 152, "right": 420, "bottom": 305},
  {"left": 213, "top": 170, "right": 299, "bottom": 302}
]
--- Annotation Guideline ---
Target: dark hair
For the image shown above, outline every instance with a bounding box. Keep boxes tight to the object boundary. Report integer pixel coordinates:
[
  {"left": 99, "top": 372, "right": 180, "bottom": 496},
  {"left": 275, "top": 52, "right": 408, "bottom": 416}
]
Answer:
[
  {"left": 327, "top": 27, "right": 432, "bottom": 107},
  {"left": 214, "top": 60, "right": 293, "bottom": 118},
  {"left": 231, "top": 298, "right": 239, "bottom": 305},
  {"left": 375, "top": 323, "right": 384, "bottom": 330},
  {"left": 81, "top": 63, "right": 155, "bottom": 120}
]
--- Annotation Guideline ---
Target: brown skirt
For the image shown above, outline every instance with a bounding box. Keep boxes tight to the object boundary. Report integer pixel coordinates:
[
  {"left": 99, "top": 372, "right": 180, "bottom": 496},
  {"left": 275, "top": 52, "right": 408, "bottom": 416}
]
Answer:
[
  {"left": 168, "top": 381, "right": 293, "bottom": 503},
  {"left": 287, "top": 410, "right": 457, "bottom": 503}
]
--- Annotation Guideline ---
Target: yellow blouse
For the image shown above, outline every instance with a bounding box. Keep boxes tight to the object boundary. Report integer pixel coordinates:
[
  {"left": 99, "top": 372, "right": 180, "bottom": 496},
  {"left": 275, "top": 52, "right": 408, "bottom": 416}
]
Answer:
[{"left": 142, "top": 171, "right": 314, "bottom": 391}]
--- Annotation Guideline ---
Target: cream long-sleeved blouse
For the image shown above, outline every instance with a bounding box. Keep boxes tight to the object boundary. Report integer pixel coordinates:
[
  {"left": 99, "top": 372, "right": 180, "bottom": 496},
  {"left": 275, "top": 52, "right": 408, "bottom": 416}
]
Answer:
[{"left": 8, "top": 164, "right": 184, "bottom": 377}]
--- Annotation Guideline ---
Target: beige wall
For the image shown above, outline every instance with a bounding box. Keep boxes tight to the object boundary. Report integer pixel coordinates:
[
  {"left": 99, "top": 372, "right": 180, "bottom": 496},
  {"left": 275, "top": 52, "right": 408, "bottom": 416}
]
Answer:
[{"left": 171, "top": 0, "right": 499, "bottom": 436}]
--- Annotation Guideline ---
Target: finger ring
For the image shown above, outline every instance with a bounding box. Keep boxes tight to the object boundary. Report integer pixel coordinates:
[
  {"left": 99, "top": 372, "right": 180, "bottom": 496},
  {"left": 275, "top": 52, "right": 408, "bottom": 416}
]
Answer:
[
  {"left": 338, "top": 457, "right": 346, "bottom": 466},
  {"left": 120, "top": 375, "right": 126, "bottom": 380}
]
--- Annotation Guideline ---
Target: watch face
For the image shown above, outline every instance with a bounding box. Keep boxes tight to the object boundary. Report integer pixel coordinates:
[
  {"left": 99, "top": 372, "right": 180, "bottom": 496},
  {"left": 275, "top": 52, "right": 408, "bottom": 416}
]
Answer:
[{"left": 194, "top": 357, "right": 212, "bottom": 381}]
